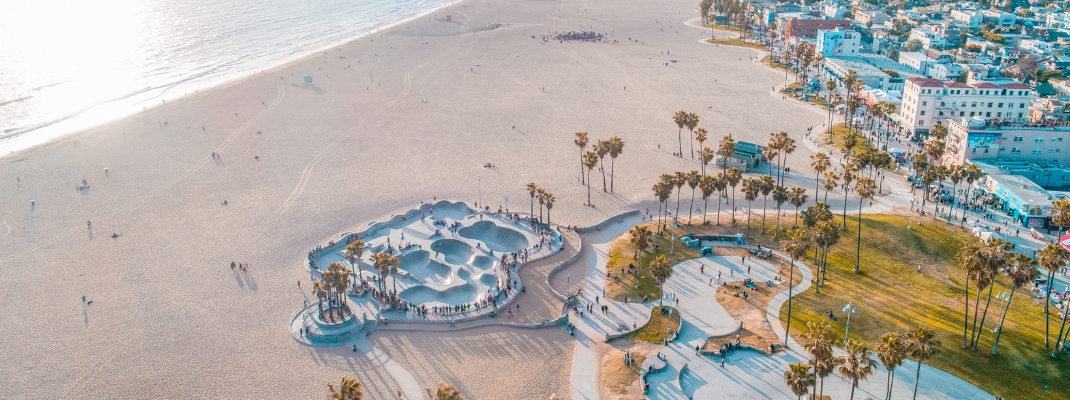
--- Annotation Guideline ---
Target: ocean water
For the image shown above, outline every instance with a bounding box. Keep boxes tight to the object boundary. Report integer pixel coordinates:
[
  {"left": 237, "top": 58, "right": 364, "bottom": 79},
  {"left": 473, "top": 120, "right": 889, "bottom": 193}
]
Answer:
[{"left": 0, "top": 0, "right": 457, "bottom": 154}]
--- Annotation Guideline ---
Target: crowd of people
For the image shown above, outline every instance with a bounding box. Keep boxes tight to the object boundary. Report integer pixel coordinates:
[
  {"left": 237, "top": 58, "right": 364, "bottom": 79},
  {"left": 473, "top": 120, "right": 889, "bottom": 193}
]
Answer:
[{"left": 544, "top": 30, "right": 606, "bottom": 42}]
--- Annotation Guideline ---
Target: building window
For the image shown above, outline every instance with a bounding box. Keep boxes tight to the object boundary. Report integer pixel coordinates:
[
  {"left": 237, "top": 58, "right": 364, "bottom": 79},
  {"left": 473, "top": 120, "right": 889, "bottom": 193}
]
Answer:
[
  {"left": 970, "top": 112, "right": 976, "bottom": 116},
  {"left": 987, "top": 103, "right": 993, "bottom": 107},
  {"left": 1014, "top": 136, "right": 1024, "bottom": 142},
  {"left": 997, "top": 112, "right": 1002, "bottom": 117},
  {"left": 939, "top": 111, "right": 944, "bottom": 116},
  {"left": 1058, "top": 138, "right": 1065, "bottom": 142},
  {"left": 961, "top": 102, "right": 967, "bottom": 107},
  {"left": 971, "top": 102, "right": 977, "bottom": 107},
  {"left": 986, "top": 112, "right": 992, "bottom": 117},
  {"left": 1034, "top": 148, "right": 1043, "bottom": 154},
  {"left": 922, "top": 101, "right": 927, "bottom": 106},
  {"left": 920, "top": 111, "right": 926, "bottom": 116},
  {"left": 972, "top": 148, "right": 977, "bottom": 153},
  {"left": 960, "top": 112, "right": 965, "bottom": 116},
  {"left": 1036, "top": 137, "right": 1045, "bottom": 142},
  {"left": 1012, "top": 147, "right": 1022, "bottom": 153},
  {"left": 998, "top": 103, "right": 1004, "bottom": 108},
  {"left": 1019, "top": 113, "right": 1024, "bottom": 118},
  {"left": 1020, "top": 103, "right": 1026, "bottom": 108},
  {"left": 984, "top": 148, "right": 990, "bottom": 153}
]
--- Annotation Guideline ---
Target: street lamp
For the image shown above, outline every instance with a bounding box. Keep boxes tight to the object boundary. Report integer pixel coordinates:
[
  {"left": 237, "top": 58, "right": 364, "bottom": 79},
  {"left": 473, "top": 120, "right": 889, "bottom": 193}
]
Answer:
[
  {"left": 993, "top": 290, "right": 1010, "bottom": 333},
  {"left": 843, "top": 302, "right": 858, "bottom": 344}
]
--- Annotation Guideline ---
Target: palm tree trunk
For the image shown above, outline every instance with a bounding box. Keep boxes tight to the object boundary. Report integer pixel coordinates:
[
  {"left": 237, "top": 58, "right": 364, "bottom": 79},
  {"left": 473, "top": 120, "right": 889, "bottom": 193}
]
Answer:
[
  {"left": 703, "top": 196, "right": 710, "bottom": 224},
  {"left": 815, "top": 171, "right": 822, "bottom": 199},
  {"left": 794, "top": 206, "right": 801, "bottom": 227},
  {"left": 992, "top": 287, "right": 1016, "bottom": 354},
  {"left": 587, "top": 171, "right": 592, "bottom": 205},
  {"left": 675, "top": 189, "right": 682, "bottom": 224},
  {"left": 972, "top": 284, "right": 996, "bottom": 350},
  {"left": 600, "top": 159, "right": 607, "bottom": 192},
  {"left": 689, "top": 189, "right": 696, "bottom": 225},
  {"left": 717, "top": 195, "right": 723, "bottom": 225},
  {"left": 731, "top": 190, "right": 737, "bottom": 225},
  {"left": 912, "top": 359, "right": 922, "bottom": 400},
  {"left": 842, "top": 189, "right": 850, "bottom": 227},
  {"left": 1045, "top": 270, "right": 1056, "bottom": 349},
  {"left": 1053, "top": 308, "right": 1070, "bottom": 357},
  {"left": 774, "top": 207, "right": 781, "bottom": 237},
  {"left": 678, "top": 128, "right": 683, "bottom": 157},
  {"left": 529, "top": 196, "right": 534, "bottom": 223},
  {"left": 690, "top": 129, "right": 695, "bottom": 159},
  {"left": 761, "top": 195, "right": 769, "bottom": 232},
  {"left": 962, "top": 275, "right": 970, "bottom": 349},
  {"left": 947, "top": 183, "right": 958, "bottom": 223},
  {"left": 969, "top": 287, "right": 983, "bottom": 347},
  {"left": 579, "top": 152, "right": 584, "bottom": 184},
  {"left": 746, "top": 200, "right": 753, "bottom": 228},
  {"left": 850, "top": 383, "right": 857, "bottom": 400}
]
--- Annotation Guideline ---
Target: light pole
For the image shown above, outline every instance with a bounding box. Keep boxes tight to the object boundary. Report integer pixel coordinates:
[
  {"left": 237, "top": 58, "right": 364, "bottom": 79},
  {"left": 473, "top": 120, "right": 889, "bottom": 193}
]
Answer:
[
  {"left": 843, "top": 302, "right": 858, "bottom": 344},
  {"left": 993, "top": 290, "right": 1009, "bottom": 333}
]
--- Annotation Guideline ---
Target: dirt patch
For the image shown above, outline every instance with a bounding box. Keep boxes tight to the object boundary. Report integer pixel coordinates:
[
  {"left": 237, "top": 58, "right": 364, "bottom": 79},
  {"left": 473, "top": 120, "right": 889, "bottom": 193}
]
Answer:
[
  {"left": 630, "top": 306, "right": 681, "bottom": 343},
  {"left": 599, "top": 340, "right": 660, "bottom": 400},
  {"left": 704, "top": 259, "right": 801, "bottom": 353}
]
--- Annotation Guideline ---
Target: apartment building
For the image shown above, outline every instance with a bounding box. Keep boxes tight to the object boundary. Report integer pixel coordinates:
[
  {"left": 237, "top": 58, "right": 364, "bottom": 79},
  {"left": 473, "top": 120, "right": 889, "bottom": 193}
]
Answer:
[
  {"left": 784, "top": 19, "right": 851, "bottom": 39},
  {"left": 950, "top": 9, "right": 983, "bottom": 28},
  {"left": 945, "top": 116, "right": 1070, "bottom": 167},
  {"left": 898, "top": 76, "right": 1034, "bottom": 135}
]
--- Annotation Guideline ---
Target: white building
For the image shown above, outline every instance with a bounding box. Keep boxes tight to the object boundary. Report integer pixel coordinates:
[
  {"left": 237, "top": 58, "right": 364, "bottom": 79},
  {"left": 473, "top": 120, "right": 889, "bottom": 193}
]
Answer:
[
  {"left": 855, "top": 10, "right": 889, "bottom": 26},
  {"left": 898, "top": 75, "right": 1034, "bottom": 135},
  {"left": 1019, "top": 39, "right": 1057, "bottom": 56},
  {"left": 929, "top": 63, "right": 967, "bottom": 81},
  {"left": 945, "top": 116, "right": 1070, "bottom": 167},
  {"left": 898, "top": 52, "right": 939, "bottom": 76},
  {"left": 981, "top": 10, "right": 1017, "bottom": 27},
  {"left": 909, "top": 28, "right": 947, "bottom": 49},
  {"left": 951, "top": 9, "right": 983, "bottom": 28},
  {"left": 815, "top": 28, "right": 860, "bottom": 57}
]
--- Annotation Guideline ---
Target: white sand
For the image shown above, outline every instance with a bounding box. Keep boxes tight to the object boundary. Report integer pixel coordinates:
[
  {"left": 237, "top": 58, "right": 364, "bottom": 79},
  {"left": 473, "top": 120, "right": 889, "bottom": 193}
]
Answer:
[{"left": 0, "top": 0, "right": 825, "bottom": 397}]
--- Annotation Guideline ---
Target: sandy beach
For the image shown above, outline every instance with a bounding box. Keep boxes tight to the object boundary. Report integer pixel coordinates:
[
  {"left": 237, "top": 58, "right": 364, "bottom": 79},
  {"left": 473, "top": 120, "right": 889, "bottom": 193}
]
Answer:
[{"left": 0, "top": 0, "right": 826, "bottom": 397}]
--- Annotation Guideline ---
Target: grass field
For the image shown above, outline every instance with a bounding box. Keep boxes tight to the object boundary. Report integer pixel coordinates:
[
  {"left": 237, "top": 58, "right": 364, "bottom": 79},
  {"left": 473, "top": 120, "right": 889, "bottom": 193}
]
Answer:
[
  {"left": 632, "top": 306, "right": 682, "bottom": 342},
  {"left": 779, "top": 214, "right": 1070, "bottom": 399},
  {"left": 828, "top": 124, "right": 872, "bottom": 154},
  {"left": 706, "top": 37, "right": 765, "bottom": 49}
]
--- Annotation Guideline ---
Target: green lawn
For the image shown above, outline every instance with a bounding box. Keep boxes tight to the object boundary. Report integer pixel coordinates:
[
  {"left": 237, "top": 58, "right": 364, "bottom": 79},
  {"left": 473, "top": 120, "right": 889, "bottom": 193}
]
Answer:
[
  {"left": 779, "top": 214, "right": 1070, "bottom": 399},
  {"left": 632, "top": 306, "right": 682, "bottom": 342},
  {"left": 706, "top": 37, "right": 765, "bottom": 50},
  {"left": 761, "top": 55, "right": 791, "bottom": 72},
  {"left": 828, "top": 124, "right": 872, "bottom": 154}
]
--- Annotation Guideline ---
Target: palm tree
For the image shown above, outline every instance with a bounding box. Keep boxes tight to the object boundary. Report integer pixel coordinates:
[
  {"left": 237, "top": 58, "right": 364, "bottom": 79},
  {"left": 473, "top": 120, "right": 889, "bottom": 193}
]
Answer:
[
  {"left": 1037, "top": 243, "right": 1070, "bottom": 349},
  {"left": 327, "top": 262, "right": 352, "bottom": 306},
  {"left": 905, "top": 326, "right": 941, "bottom": 400},
  {"left": 526, "top": 183, "right": 539, "bottom": 221},
  {"left": 840, "top": 165, "right": 856, "bottom": 227},
  {"left": 763, "top": 145, "right": 779, "bottom": 178},
  {"left": 742, "top": 177, "right": 760, "bottom": 228},
  {"left": 700, "top": 175, "right": 716, "bottom": 224},
  {"left": 686, "top": 171, "right": 701, "bottom": 225},
  {"left": 607, "top": 136, "right": 624, "bottom": 192},
  {"left": 726, "top": 167, "right": 742, "bottom": 225},
  {"left": 811, "top": 152, "right": 831, "bottom": 196},
  {"left": 822, "top": 170, "right": 839, "bottom": 203},
  {"left": 971, "top": 239, "right": 1010, "bottom": 350},
  {"left": 650, "top": 255, "right": 673, "bottom": 306},
  {"left": 686, "top": 112, "right": 700, "bottom": 158},
  {"left": 875, "top": 332, "right": 907, "bottom": 400},
  {"left": 946, "top": 165, "right": 964, "bottom": 222},
  {"left": 425, "top": 381, "right": 463, "bottom": 400},
  {"left": 574, "top": 132, "right": 588, "bottom": 184},
  {"left": 596, "top": 139, "right": 610, "bottom": 192},
  {"left": 802, "top": 321, "right": 837, "bottom": 400},
  {"left": 993, "top": 252, "right": 1038, "bottom": 354},
  {"left": 713, "top": 173, "right": 728, "bottom": 225},
  {"left": 837, "top": 339, "right": 878, "bottom": 400},
  {"left": 653, "top": 178, "right": 673, "bottom": 233},
  {"left": 629, "top": 225, "right": 654, "bottom": 265},
  {"left": 699, "top": 146, "right": 715, "bottom": 176},
  {"left": 955, "top": 243, "right": 983, "bottom": 348},
  {"left": 825, "top": 79, "right": 837, "bottom": 104},
  {"left": 788, "top": 187, "right": 808, "bottom": 227},
  {"left": 544, "top": 192, "right": 556, "bottom": 227},
  {"left": 344, "top": 241, "right": 365, "bottom": 290},
  {"left": 781, "top": 228, "right": 810, "bottom": 342},
  {"left": 673, "top": 110, "right": 687, "bottom": 157},
  {"left": 853, "top": 177, "right": 876, "bottom": 273},
  {"left": 718, "top": 135, "right": 736, "bottom": 173},
  {"left": 371, "top": 252, "right": 394, "bottom": 293},
  {"left": 759, "top": 175, "right": 775, "bottom": 232},
  {"left": 961, "top": 164, "right": 984, "bottom": 224},
  {"left": 777, "top": 134, "right": 796, "bottom": 185},
  {"left": 312, "top": 281, "right": 326, "bottom": 312},
  {"left": 772, "top": 186, "right": 789, "bottom": 236},
  {"left": 695, "top": 128, "right": 709, "bottom": 163},
  {"left": 673, "top": 171, "right": 687, "bottom": 224},
  {"left": 328, "top": 376, "right": 363, "bottom": 400},
  {"left": 537, "top": 188, "right": 546, "bottom": 222},
  {"left": 811, "top": 218, "right": 839, "bottom": 288},
  {"left": 783, "top": 362, "right": 815, "bottom": 400},
  {"left": 583, "top": 151, "right": 599, "bottom": 205}
]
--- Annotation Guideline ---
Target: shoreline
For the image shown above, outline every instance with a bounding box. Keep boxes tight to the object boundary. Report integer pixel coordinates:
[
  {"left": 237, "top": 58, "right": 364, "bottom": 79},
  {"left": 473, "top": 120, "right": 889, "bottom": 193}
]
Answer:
[{"left": 0, "top": 0, "right": 469, "bottom": 159}]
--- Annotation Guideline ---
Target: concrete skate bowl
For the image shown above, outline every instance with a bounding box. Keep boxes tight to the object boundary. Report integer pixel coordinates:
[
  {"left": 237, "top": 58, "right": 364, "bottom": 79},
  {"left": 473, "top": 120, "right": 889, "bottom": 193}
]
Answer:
[
  {"left": 459, "top": 221, "right": 529, "bottom": 253},
  {"left": 470, "top": 254, "right": 495, "bottom": 271},
  {"left": 421, "top": 200, "right": 474, "bottom": 220},
  {"left": 397, "top": 250, "right": 452, "bottom": 285},
  {"left": 398, "top": 283, "right": 478, "bottom": 305},
  {"left": 430, "top": 239, "right": 474, "bottom": 265}
]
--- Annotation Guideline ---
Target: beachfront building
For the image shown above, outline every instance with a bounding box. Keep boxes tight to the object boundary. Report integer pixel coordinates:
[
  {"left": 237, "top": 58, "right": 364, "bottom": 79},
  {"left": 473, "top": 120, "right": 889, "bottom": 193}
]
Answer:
[
  {"left": 815, "top": 28, "right": 860, "bottom": 57},
  {"left": 982, "top": 172, "right": 1054, "bottom": 228},
  {"left": 899, "top": 75, "right": 1034, "bottom": 135},
  {"left": 944, "top": 116, "right": 1070, "bottom": 165},
  {"left": 716, "top": 141, "right": 767, "bottom": 172},
  {"left": 784, "top": 18, "right": 851, "bottom": 39}
]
